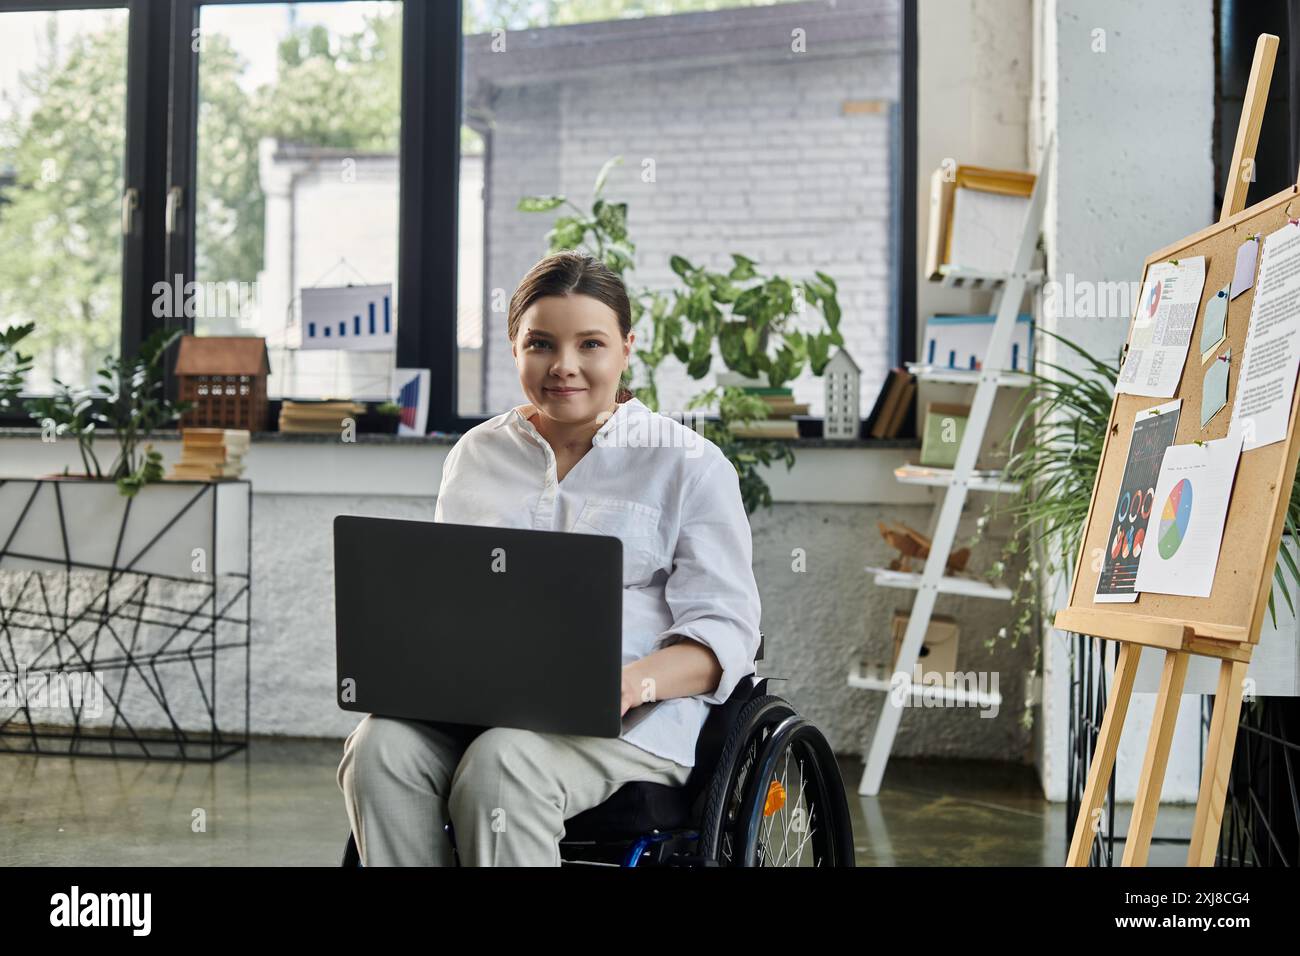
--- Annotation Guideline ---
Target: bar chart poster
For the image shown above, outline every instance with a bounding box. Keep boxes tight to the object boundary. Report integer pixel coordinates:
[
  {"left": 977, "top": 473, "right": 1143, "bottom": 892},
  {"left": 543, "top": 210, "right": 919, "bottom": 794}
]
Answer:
[
  {"left": 1094, "top": 397, "right": 1182, "bottom": 602},
  {"left": 300, "top": 283, "right": 395, "bottom": 351}
]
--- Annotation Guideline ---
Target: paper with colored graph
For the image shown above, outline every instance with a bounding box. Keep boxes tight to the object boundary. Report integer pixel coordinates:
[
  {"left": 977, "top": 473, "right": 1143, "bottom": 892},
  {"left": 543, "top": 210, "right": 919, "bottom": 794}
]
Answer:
[
  {"left": 1116, "top": 256, "right": 1207, "bottom": 398},
  {"left": 1094, "top": 398, "right": 1182, "bottom": 603},
  {"left": 1132, "top": 429, "right": 1244, "bottom": 598}
]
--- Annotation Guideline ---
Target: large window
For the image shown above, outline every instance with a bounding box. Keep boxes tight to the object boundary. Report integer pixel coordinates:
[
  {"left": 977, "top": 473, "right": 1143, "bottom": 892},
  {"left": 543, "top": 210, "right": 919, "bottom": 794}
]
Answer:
[
  {"left": 0, "top": 6, "right": 130, "bottom": 394},
  {"left": 193, "top": 1, "right": 401, "bottom": 401},
  {"left": 457, "top": 0, "right": 902, "bottom": 420},
  {"left": 0, "top": 0, "right": 912, "bottom": 435}
]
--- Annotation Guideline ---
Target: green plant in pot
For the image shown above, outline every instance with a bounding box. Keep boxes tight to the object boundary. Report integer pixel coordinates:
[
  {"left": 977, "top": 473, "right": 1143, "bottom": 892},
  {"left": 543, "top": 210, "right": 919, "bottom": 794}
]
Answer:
[
  {"left": 518, "top": 156, "right": 847, "bottom": 514},
  {"left": 365, "top": 400, "right": 403, "bottom": 434},
  {"left": 24, "top": 327, "right": 193, "bottom": 497},
  {"left": 973, "top": 327, "right": 1300, "bottom": 727}
]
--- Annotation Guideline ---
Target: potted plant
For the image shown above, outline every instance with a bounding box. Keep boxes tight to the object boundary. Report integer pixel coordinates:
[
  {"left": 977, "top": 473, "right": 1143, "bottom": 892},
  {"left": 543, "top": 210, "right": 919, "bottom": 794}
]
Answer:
[
  {"left": 22, "top": 327, "right": 192, "bottom": 497},
  {"left": 0, "top": 326, "right": 250, "bottom": 583},
  {"left": 974, "top": 327, "right": 1300, "bottom": 728},
  {"left": 356, "top": 400, "right": 402, "bottom": 435},
  {"left": 518, "top": 156, "right": 845, "bottom": 514}
]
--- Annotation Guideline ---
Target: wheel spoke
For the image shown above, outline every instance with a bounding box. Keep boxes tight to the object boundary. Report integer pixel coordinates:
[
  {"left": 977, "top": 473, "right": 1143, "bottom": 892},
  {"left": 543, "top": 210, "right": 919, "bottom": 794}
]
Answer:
[
  {"left": 775, "top": 749, "right": 820, "bottom": 866},
  {"left": 774, "top": 745, "right": 794, "bottom": 865}
]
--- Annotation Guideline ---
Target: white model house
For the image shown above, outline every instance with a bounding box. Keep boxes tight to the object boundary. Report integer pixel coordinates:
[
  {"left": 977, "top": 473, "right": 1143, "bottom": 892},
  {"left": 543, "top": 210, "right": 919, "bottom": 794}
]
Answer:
[{"left": 823, "top": 347, "right": 861, "bottom": 440}]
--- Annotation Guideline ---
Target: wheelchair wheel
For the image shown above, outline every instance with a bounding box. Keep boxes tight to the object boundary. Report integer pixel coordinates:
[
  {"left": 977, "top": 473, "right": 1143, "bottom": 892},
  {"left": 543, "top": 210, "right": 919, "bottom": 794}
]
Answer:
[{"left": 699, "top": 694, "right": 854, "bottom": 867}]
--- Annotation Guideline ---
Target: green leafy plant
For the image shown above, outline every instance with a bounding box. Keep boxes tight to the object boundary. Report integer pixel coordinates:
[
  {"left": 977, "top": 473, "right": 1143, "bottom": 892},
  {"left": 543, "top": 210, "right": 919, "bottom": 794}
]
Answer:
[
  {"left": 1, "top": 321, "right": 35, "bottom": 412},
  {"left": 992, "top": 328, "right": 1115, "bottom": 627},
  {"left": 24, "top": 378, "right": 103, "bottom": 479},
  {"left": 518, "top": 155, "right": 847, "bottom": 513},
  {"left": 976, "top": 326, "right": 1300, "bottom": 662},
  {"left": 116, "top": 446, "right": 166, "bottom": 497},
  {"left": 375, "top": 400, "right": 402, "bottom": 416},
  {"left": 24, "top": 327, "right": 193, "bottom": 497}
]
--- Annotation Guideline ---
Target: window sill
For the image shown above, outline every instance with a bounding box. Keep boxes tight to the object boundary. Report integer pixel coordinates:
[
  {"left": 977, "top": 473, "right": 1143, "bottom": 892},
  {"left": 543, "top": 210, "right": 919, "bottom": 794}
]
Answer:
[
  {"left": 0, "top": 428, "right": 928, "bottom": 504},
  {"left": 0, "top": 426, "right": 919, "bottom": 449}
]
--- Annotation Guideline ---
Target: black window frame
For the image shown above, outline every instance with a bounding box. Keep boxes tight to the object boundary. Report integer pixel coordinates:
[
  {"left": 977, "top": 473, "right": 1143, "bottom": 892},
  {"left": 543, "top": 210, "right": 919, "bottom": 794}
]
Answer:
[
  {"left": 167, "top": 0, "right": 431, "bottom": 423},
  {"left": 1, "top": 0, "right": 916, "bottom": 435},
  {"left": 0, "top": 0, "right": 168, "bottom": 425}
]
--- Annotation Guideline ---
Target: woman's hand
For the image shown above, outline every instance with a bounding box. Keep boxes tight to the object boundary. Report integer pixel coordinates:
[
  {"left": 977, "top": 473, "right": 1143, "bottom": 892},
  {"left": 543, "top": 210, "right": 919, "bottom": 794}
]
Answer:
[
  {"left": 620, "top": 643, "right": 722, "bottom": 716},
  {"left": 620, "top": 663, "right": 651, "bottom": 717}
]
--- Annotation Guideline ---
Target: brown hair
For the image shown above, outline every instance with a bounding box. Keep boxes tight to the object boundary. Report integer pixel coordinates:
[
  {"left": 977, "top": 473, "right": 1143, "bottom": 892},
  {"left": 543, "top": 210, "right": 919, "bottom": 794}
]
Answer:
[{"left": 507, "top": 251, "right": 634, "bottom": 404}]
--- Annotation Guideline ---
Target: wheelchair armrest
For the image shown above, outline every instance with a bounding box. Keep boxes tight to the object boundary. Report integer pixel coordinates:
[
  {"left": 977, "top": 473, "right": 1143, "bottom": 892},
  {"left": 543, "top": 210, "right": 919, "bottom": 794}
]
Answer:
[{"left": 684, "top": 671, "right": 762, "bottom": 802}]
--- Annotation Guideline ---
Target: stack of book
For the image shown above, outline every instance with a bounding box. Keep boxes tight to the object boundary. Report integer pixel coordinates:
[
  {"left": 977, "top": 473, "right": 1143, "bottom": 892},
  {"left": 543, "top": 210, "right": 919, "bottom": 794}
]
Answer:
[
  {"left": 864, "top": 368, "right": 917, "bottom": 439},
  {"left": 167, "top": 428, "right": 250, "bottom": 481},
  {"left": 278, "top": 400, "right": 368, "bottom": 434},
  {"left": 728, "top": 386, "right": 808, "bottom": 439}
]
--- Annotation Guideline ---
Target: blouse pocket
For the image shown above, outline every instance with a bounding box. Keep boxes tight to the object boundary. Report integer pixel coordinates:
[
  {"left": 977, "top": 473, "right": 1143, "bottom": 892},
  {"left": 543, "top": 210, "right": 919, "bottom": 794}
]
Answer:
[{"left": 572, "top": 495, "right": 666, "bottom": 585}]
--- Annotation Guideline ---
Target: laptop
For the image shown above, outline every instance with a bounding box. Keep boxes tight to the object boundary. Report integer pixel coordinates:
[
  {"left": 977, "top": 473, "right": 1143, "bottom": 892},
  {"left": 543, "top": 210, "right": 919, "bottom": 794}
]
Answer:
[{"left": 333, "top": 514, "right": 625, "bottom": 738}]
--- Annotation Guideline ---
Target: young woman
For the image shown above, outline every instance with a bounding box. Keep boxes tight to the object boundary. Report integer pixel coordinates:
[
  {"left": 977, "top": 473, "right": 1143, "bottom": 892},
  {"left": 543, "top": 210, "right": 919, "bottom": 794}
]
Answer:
[{"left": 337, "top": 250, "right": 762, "bottom": 866}]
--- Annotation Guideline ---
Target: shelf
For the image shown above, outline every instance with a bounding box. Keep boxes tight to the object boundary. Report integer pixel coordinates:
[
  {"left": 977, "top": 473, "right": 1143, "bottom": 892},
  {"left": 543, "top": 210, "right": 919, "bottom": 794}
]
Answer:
[
  {"left": 893, "top": 463, "right": 1021, "bottom": 494},
  {"left": 934, "top": 265, "right": 1044, "bottom": 290},
  {"left": 904, "top": 362, "right": 1033, "bottom": 388},
  {"left": 846, "top": 661, "right": 1004, "bottom": 708},
  {"left": 866, "top": 566, "right": 1013, "bottom": 601}
]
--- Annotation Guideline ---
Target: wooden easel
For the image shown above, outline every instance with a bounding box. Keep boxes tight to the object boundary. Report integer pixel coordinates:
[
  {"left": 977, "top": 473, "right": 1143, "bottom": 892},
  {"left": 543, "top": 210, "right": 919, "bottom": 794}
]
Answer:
[{"left": 1054, "top": 33, "right": 1300, "bottom": 866}]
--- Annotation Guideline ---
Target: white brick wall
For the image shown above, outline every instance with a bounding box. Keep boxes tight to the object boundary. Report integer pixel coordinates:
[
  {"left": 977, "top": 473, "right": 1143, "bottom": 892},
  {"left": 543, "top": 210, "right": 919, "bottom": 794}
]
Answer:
[{"left": 482, "top": 44, "right": 900, "bottom": 421}]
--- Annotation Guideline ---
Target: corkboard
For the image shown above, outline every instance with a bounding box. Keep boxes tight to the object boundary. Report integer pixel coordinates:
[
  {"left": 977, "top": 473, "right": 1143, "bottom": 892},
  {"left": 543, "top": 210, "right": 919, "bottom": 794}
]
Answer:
[{"left": 1055, "top": 181, "right": 1300, "bottom": 650}]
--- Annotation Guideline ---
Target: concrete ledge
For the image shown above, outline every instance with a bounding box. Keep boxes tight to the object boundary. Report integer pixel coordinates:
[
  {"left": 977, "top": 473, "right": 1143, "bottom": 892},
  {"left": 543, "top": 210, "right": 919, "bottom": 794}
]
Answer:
[{"left": 0, "top": 430, "right": 932, "bottom": 504}]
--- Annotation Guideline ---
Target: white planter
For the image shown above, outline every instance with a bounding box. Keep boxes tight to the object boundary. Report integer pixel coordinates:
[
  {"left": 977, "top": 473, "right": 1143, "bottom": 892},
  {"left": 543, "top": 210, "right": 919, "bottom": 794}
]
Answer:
[
  {"left": 0, "top": 477, "right": 251, "bottom": 756},
  {"left": 0, "top": 477, "right": 249, "bottom": 580}
]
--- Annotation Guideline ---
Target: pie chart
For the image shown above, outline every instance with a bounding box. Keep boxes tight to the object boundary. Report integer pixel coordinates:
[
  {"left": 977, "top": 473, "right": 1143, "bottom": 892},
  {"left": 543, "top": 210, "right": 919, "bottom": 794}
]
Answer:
[
  {"left": 1145, "top": 279, "right": 1162, "bottom": 319},
  {"left": 1158, "top": 478, "right": 1193, "bottom": 560}
]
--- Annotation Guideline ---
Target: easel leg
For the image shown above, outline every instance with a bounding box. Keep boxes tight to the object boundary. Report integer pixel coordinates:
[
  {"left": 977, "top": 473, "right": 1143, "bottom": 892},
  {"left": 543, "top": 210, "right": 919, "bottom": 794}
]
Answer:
[
  {"left": 1187, "top": 659, "right": 1249, "bottom": 866},
  {"left": 1067, "top": 642, "right": 1140, "bottom": 867},
  {"left": 1121, "top": 650, "right": 1189, "bottom": 865}
]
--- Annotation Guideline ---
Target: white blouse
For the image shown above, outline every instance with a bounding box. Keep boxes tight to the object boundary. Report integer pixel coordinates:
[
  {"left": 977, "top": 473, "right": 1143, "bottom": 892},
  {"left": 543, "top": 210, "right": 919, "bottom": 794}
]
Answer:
[{"left": 432, "top": 396, "right": 763, "bottom": 768}]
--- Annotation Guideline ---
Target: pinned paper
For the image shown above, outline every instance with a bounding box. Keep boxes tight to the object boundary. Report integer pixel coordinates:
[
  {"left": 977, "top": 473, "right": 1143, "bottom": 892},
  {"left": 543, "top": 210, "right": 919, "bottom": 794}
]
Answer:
[
  {"left": 1201, "top": 348, "right": 1230, "bottom": 428},
  {"left": 1115, "top": 256, "right": 1207, "bottom": 398},
  {"left": 1199, "top": 284, "right": 1229, "bottom": 362},
  {"left": 1231, "top": 236, "right": 1259, "bottom": 298},
  {"left": 1230, "top": 221, "right": 1300, "bottom": 449},
  {"left": 1133, "top": 429, "right": 1244, "bottom": 598},
  {"left": 1094, "top": 398, "right": 1182, "bottom": 604}
]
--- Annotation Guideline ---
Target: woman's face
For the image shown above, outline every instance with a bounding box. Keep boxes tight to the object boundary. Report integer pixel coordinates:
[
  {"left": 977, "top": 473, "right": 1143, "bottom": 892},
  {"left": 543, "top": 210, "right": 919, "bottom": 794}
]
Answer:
[{"left": 513, "top": 293, "right": 632, "bottom": 425}]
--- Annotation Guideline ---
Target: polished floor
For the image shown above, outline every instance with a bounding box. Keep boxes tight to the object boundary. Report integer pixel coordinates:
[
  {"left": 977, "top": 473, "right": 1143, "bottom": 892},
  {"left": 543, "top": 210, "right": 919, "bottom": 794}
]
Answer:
[{"left": 0, "top": 738, "right": 1197, "bottom": 866}]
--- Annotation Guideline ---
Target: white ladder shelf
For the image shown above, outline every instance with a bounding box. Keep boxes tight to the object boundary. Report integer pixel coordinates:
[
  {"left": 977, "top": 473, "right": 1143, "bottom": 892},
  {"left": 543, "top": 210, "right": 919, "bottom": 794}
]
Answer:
[{"left": 853, "top": 139, "right": 1053, "bottom": 797}]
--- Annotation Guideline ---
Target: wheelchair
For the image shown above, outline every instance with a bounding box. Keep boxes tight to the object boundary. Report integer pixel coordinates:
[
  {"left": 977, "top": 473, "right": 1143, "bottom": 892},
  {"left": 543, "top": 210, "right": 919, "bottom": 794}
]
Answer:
[{"left": 340, "top": 634, "right": 855, "bottom": 867}]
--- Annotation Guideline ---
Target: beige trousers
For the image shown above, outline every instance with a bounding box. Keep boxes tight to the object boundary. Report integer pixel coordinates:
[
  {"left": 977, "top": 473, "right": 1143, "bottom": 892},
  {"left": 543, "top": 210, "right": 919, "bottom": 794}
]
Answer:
[{"left": 337, "top": 714, "right": 693, "bottom": 866}]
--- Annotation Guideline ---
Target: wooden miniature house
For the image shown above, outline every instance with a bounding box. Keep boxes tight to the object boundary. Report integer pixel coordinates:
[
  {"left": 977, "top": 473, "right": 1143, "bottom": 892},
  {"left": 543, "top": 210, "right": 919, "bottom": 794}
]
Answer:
[
  {"left": 823, "top": 347, "right": 861, "bottom": 440},
  {"left": 174, "top": 335, "right": 271, "bottom": 432}
]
